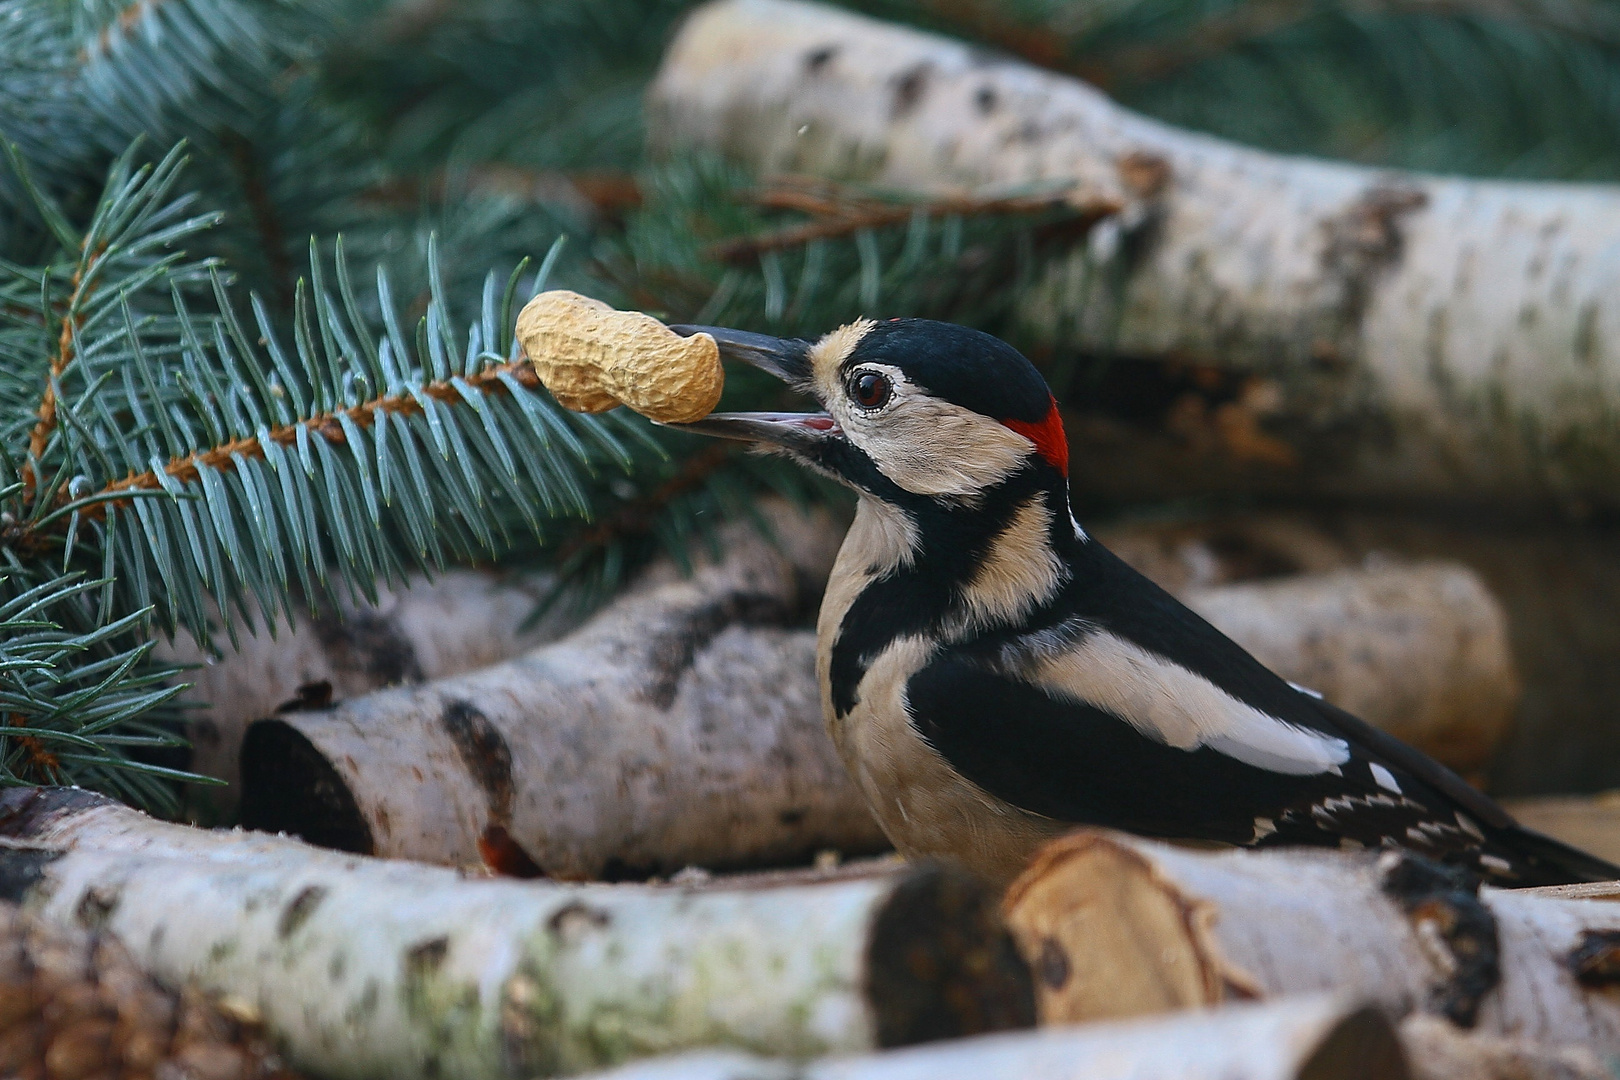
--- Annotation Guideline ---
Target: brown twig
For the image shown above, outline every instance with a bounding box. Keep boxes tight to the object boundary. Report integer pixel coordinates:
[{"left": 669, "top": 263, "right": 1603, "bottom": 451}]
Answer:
[
  {"left": 707, "top": 189, "right": 1118, "bottom": 265},
  {"left": 5, "top": 713, "right": 61, "bottom": 783},
  {"left": 81, "top": 0, "right": 169, "bottom": 62},
  {"left": 223, "top": 129, "right": 294, "bottom": 310},
  {"left": 22, "top": 247, "right": 106, "bottom": 501},
  {"left": 8, "top": 360, "right": 543, "bottom": 556}
]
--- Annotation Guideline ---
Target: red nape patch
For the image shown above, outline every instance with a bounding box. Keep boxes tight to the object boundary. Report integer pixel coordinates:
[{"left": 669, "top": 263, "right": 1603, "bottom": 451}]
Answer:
[{"left": 1003, "top": 397, "right": 1069, "bottom": 476}]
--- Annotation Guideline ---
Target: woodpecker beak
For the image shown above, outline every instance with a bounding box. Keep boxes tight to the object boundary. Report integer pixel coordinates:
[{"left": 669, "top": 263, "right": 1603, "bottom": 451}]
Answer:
[
  {"left": 668, "top": 325, "right": 812, "bottom": 385},
  {"left": 665, "top": 325, "right": 839, "bottom": 452}
]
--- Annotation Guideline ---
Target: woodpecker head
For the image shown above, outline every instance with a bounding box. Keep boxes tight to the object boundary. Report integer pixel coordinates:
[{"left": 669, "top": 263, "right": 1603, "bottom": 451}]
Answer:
[{"left": 669, "top": 318, "right": 1068, "bottom": 505}]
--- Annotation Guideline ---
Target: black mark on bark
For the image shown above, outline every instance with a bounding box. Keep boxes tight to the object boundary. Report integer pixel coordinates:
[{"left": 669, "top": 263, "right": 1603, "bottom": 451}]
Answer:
[
  {"left": 75, "top": 884, "right": 121, "bottom": 929},
  {"left": 804, "top": 45, "right": 837, "bottom": 74},
  {"left": 1568, "top": 928, "right": 1620, "bottom": 986},
  {"left": 891, "top": 63, "right": 931, "bottom": 119},
  {"left": 278, "top": 884, "right": 330, "bottom": 939},
  {"left": 311, "top": 607, "right": 425, "bottom": 687},
  {"left": 1322, "top": 184, "right": 1428, "bottom": 339},
  {"left": 0, "top": 848, "right": 62, "bottom": 903},
  {"left": 442, "top": 699, "right": 515, "bottom": 823},
  {"left": 1380, "top": 851, "right": 1498, "bottom": 1028},
  {"left": 642, "top": 592, "right": 791, "bottom": 709}
]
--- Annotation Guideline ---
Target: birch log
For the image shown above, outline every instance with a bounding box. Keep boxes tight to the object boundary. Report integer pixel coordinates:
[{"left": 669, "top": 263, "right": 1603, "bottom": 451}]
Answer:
[
  {"left": 0, "top": 787, "right": 1035, "bottom": 1080},
  {"left": 158, "top": 569, "right": 576, "bottom": 814},
  {"left": 1398, "top": 1015, "right": 1610, "bottom": 1080},
  {"left": 1000, "top": 829, "right": 1620, "bottom": 1051},
  {"left": 0, "top": 899, "right": 301, "bottom": 1080},
  {"left": 571, "top": 995, "right": 1407, "bottom": 1080},
  {"left": 237, "top": 502, "right": 892, "bottom": 876},
  {"left": 240, "top": 531, "right": 1513, "bottom": 871},
  {"left": 651, "top": 0, "right": 1620, "bottom": 511}
]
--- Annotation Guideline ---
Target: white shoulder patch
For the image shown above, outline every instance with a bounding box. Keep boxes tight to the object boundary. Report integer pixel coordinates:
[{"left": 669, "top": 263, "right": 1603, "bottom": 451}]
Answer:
[{"left": 1027, "top": 630, "right": 1351, "bottom": 776}]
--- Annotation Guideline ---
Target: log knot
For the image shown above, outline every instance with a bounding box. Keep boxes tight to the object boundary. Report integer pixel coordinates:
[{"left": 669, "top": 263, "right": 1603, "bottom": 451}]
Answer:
[
  {"left": 1378, "top": 850, "right": 1499, "bottom": 1027},
  {"left": 1566, "top": 928, "right": 1620, "bottom": 988}
]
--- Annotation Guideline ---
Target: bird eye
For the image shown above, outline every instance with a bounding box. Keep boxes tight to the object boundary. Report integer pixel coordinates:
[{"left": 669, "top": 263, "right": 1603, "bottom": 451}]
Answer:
[{"left": 850, "top": 371, "right": 892, "bottom": 409}]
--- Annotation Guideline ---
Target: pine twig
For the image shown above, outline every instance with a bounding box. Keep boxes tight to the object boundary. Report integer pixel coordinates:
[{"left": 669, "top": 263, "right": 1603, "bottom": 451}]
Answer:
[
  {"left": 9, "top": 359, "right": 545, "bottom": 558},
  {"left": 22, "top": 244, "right": 106, "bottom": 503}
]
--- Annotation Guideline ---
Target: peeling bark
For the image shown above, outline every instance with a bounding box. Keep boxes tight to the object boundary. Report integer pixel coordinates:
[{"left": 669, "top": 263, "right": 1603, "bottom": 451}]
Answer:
[
  {"left": 651, "top": 0, "right": 1620, "bottom": 511},
  {"left": 567, "top": 995, "right": 1406, "bottom": 1080},
  {"left": 0, "top": 788, "right": 1035, "bottom": 1080},
  {"left": 1001, "top": 829, "right": 1620, "bottom": 1051},
  {"left": 237, "top": 502, "right": 892, "bottom": 877}
]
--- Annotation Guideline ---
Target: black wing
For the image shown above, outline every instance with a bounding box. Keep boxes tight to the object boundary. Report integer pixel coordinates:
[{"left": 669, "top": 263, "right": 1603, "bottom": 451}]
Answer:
[{"left": 905, "top": 646, "right": 1617, "bottom": 885}]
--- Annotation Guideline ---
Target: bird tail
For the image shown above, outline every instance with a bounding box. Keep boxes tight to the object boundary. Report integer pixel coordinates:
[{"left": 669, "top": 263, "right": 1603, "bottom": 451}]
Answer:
[{"left": 1497, "top": 824, "right": 1620, "bottom": 887}]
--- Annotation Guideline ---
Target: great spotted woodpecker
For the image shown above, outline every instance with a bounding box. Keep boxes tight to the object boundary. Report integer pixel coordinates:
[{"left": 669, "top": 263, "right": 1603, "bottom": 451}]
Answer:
[{"left": 671, "top": 317, "right": 1617, "bottom": 888}]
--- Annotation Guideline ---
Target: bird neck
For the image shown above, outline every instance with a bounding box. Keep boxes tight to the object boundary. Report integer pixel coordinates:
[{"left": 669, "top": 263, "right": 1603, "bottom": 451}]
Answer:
[{"left": 825, "top": 462, "right": 1076, "bottom": 719}]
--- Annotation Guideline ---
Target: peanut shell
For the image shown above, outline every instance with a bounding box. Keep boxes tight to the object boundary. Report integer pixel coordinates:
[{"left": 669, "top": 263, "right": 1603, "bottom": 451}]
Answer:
[{"left": 516, "top": 290, "right": 723, "bottom": 424}]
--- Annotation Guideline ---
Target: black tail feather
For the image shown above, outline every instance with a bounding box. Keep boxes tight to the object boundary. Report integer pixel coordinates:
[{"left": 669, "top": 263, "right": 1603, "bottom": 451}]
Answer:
[{"left": 1498, "top": 825, "right": 1620, "bottom": 887}]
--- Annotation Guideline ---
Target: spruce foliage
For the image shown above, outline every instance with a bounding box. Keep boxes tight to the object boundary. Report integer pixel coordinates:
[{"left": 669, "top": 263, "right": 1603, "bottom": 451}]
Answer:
[{"left": 0, "top": 0, "right": 1614, "bottom": 807}]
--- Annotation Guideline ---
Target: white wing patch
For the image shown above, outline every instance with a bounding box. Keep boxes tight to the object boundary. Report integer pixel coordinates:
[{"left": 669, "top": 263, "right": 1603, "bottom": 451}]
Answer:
[
  {"left": 1028, "top": 630, "right": 1351, "bottom": 776},
  {"left": 1369, "top": 763, "right": 1402, "bottom": 794}
]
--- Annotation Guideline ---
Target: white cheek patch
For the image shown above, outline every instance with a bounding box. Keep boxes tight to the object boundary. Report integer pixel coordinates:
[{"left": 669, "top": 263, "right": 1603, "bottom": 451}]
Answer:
[
  {"left": 809, "top": 321, "right": 1039, "bottom": 497},
  {"left": 840, "top": 385, "right": 1034, "bottom": 496},
  {"left": 1028, "top": 630, "right": 1351, "bottom": 776}
]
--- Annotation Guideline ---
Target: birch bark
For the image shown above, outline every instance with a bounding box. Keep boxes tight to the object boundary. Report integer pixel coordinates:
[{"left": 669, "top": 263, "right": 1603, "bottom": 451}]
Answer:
[
  {"left": 1001, "top": 829, "right": 1620, "bottom": 1051},
  {"left": 0, "top": 788, "right": 1033, "bottom": 1080},
  {"left": 650, "top": 0, "right": 1620, "bottom": 510}
]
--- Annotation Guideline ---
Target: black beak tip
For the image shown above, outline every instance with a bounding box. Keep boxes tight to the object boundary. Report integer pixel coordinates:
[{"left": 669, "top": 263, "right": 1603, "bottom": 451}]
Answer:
[{"left": 668, "top": 324, "right": 812, "bottom": 385}]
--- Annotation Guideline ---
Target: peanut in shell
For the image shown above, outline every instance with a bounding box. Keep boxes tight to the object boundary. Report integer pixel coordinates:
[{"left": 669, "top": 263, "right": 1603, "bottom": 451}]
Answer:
[{"left": 516, "top": 290, "right": 723, "bottom": 424}]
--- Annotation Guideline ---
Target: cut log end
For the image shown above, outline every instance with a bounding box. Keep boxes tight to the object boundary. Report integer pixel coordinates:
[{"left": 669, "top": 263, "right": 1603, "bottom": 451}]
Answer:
[
  {"left": 238, "top": 720, "right": 374, "bottom": 855},
  {"left": 1000, "top": 832, "right": 1247, "bottom": 1024},
  {"left": 865, "top": 861, "right": 1036, "bottom": 1047}
]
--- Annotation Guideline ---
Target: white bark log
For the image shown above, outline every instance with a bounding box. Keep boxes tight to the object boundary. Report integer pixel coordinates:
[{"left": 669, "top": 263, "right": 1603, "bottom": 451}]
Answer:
[
  {"left": 1398, "top": 1015, "right": 1610, "bottom": 1080},
  {"left": 651, "top": 0, "right": 1620, "bottom": 509},
  {"left": 1182, "top": 563, "right": 1520, "bottom": 774},
  {"left": 238, "top": 501, "right": 892, "bottom": 877},
  {"left": 0, "top": 788, "right": 1034, "bottom": 1080},
  {"left": 569, "top": 995, "right": 1406, "bottom": 1080},
  {"left": 157, "top": 569, "right": 578, "bottom": 813},
  {"left": 1000, "top": 829, "right": 1620, "bottom": 1050},
  {"left": 242, "top": 539, "right": 1514, "bottom": 873},
  {"left": 240, "top": 512, "right": 1517, "bottom": 872}
]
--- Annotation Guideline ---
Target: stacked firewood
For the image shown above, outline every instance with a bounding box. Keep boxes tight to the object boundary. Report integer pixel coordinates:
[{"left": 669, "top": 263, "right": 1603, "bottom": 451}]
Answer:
[
  {"left": 9, "top": 2, "right": 1620, "bottom": 1077},
  {"left": 0, "top": 496, "right": 1612, "bottom": 1079}
]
